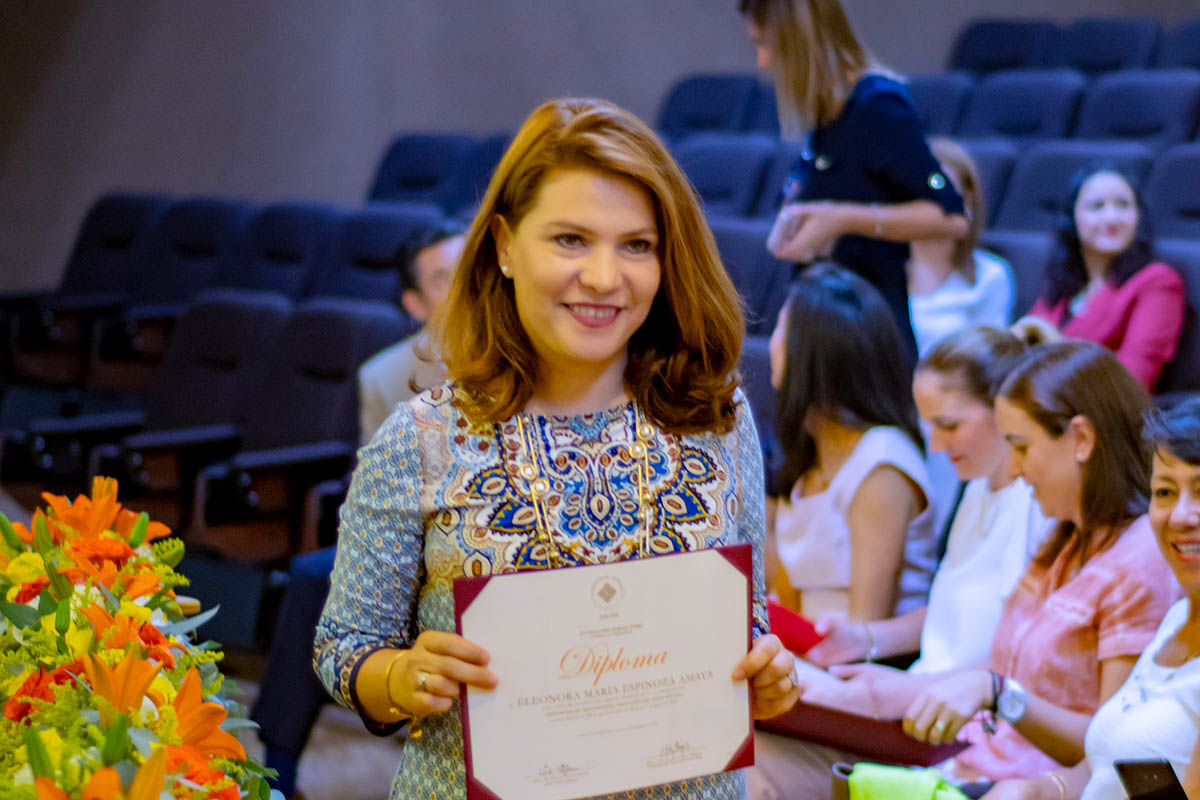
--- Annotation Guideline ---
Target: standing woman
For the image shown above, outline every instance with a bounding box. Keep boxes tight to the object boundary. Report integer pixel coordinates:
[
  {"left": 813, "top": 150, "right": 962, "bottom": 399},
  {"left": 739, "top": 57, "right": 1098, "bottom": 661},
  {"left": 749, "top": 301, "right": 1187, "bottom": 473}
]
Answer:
[
  {"left": 314, "top": 98, "right": 797, "bottom": 800},
  {"left": 741, "top": 0, "right": 968, "bottom": 363},
  {"left": 1025, "top": 164, "right": 1184, "bottom": 391}
]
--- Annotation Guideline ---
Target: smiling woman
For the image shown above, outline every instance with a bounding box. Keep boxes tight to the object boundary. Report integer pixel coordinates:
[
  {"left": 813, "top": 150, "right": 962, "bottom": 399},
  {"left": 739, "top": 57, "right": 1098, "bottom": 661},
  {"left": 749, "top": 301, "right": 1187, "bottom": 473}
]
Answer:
[
  {"left": 1025, "top": 165, "right": 1185, "bottom": 390},
  {"left": 313, "top": 97, "right": 799, "bottom": 800}
]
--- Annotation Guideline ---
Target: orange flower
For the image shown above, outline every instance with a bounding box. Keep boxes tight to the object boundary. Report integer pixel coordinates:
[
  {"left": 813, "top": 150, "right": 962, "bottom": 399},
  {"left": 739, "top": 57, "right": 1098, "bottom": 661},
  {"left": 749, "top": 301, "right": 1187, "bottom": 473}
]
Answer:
[
  {"left": 34, "top": 778, "right": 69, "bottom": 800},
  {"left": 10, "top": 509, "right": 61, "bottom": 546},
  {"left": 13, "top": 576, "right": 50, "bottom": 603},
  {"left": 80, "top": 768, "right": 123, "bottom": 800},
  {"left": 171, "top": 668, "right": 246, "bottom": 760},
  {"left": 166, "top": 746, "right": 241, "bottom": 800},
  {"left": 114, "top": 506, "right": 171, "bottom": 543},
  {"left": 4, "top": 659, "right": 84, "bottom": 723},
  {"left": 36, "top": 478, "right": 170, "bottom": 545},
  {"left": 62, "top": 543, "right": 161, "bottom": 600},
  {"left": 83, "top": 650, "right": 163, "bottom": 725},
  {"left": 82, "top": 603, "right": 180, "bottom": 668}
]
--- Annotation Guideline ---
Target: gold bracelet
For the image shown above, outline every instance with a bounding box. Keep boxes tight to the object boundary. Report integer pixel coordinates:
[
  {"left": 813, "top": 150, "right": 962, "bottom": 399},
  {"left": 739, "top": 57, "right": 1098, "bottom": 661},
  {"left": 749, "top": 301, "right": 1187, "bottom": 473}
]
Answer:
[
  {"left": 1044, "top": 771, "right": 1067, "bottom": 800},
  {"left": 383, "top": 651, "right": 424, "bottom": 740},
  {"left": 383, "top": 651, "right": 409, "bottom": 717}
]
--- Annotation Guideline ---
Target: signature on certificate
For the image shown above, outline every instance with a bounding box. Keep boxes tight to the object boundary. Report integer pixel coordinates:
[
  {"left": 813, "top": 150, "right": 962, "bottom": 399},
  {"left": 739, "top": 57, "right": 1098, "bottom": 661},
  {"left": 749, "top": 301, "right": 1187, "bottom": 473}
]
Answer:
[
  {"left": 534, "top": 762, "right": 589, "bottom": 784},
  {"left": 659, "top": 740, "right": 695, "bottom": 757}
]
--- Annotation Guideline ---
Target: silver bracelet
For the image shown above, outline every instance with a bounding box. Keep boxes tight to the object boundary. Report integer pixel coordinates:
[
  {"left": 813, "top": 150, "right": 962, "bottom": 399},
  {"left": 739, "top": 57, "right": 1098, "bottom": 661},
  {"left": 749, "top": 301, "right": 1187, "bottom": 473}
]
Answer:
[
  {"left": 1044, "top": 771, "right": 1067, "bottom": 800},
  {"left": 862, "top": 621, "right": 879, "bottom": 663}
]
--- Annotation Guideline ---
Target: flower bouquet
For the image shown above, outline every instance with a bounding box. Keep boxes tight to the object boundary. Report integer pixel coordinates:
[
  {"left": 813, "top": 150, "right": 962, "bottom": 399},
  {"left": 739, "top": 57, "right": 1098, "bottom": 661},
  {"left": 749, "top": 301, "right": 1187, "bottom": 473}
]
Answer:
[{"left": 0, "top": 478, "right": 275, "bottom": 799}]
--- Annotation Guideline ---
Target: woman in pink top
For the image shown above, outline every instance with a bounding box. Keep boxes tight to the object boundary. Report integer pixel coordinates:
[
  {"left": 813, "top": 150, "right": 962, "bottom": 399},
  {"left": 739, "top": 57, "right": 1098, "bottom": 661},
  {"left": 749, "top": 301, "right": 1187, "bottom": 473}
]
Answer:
[
  {"left": 796, "top": 341, "right": 1178, "bottom": 785},
  {"left": 1027, "top": 165, "right": 1184, "bottom": 390}
]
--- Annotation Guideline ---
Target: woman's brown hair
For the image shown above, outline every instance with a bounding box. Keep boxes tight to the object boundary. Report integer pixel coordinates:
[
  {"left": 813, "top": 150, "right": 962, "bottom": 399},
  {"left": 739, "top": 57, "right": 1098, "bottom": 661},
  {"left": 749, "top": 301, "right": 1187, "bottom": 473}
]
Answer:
[
  {"left": 929, "top": 138, "right": 985, "bottom": 281},
  {"left": 739, "top": 0, "right": 874, "bottom": 133},
  {"left": 917, "top": 324, "right": 1029, "bottom": 407},
  {"left": 434, "top": 97, "right": 744, "bottom": 434},
  {"left": 998, "top": 341, "right": 1151, "bottom": 569}
]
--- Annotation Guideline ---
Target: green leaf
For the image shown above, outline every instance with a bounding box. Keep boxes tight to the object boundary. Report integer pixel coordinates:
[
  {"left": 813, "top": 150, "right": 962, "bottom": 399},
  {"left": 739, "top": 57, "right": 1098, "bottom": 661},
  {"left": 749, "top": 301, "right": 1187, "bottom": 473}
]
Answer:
[
  {"left": 127, "top": 727, "right": 159, "bottom": 759},
  {"left": 54, "top": 599, "right": 71, "bottom": 635},
  {"left": 158, "top": 604, "right": 219, "bottom": 638},
  {"left": 95, "top": 579, "right": 120, "bottom": 614},
  {"left": 43, "top": 555, "right": 73, "bottom": 601},
  {"left": 128, "top": 512, "right": 149, "bottom": 548},
  {"left": 101, "top": 714, "right": 129, "bottom": 765},
  {"left": 0, "top": 512, "right": 22, "bottom": 552},
  {"left": 218, "top": 717, "right": 260, "bottom": 732},
  {"left": 198, "top": 660, "right": 221, "bottom": 691},
  {"left": 24, "top": 727, "right": 54, "bottom": 779},
  {"left": 32, "top": 514, "right": 52, "bottom": 555},
  {"left": 0, "top": 601, "right": 42, "bottom": 629},
  {"left": 37, "top": 590, "right": 56, "bottom": 616}
]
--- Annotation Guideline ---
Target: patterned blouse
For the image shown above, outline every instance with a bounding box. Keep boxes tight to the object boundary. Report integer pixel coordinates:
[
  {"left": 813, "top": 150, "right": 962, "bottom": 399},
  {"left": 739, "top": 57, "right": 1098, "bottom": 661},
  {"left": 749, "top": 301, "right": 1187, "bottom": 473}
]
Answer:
[{"left": 314, "top": 384, "right": 769, "bottom": 800}]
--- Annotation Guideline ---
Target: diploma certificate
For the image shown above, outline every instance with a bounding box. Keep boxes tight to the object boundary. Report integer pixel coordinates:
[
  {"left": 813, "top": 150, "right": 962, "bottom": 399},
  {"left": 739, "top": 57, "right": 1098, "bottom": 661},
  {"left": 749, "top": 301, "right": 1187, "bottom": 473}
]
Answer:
[{"left": 453, "top": 545, "right": 754, "bottom": 800}]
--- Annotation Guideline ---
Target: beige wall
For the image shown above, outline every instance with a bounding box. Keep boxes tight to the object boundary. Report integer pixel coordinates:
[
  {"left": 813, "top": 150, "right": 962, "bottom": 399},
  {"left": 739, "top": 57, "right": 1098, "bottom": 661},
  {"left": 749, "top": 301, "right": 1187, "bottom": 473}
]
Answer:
[{"left": 2, "top": 0, "right": 1196, "bottom": 293}]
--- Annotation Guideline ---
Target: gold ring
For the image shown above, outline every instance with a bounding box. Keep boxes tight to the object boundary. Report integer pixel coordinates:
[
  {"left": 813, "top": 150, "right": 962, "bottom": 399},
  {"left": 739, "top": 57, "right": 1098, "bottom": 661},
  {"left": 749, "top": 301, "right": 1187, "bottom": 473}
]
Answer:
[{"left": 417, "top": 672, "right": 429, "bottom": 693}]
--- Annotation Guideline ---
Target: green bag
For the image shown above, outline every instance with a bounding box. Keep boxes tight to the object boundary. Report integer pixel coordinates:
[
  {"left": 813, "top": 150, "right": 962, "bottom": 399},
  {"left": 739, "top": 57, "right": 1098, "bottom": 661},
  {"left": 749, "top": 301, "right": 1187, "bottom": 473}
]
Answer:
[{"left": 848, "top": 762, "right": 970, "bottom": 800}]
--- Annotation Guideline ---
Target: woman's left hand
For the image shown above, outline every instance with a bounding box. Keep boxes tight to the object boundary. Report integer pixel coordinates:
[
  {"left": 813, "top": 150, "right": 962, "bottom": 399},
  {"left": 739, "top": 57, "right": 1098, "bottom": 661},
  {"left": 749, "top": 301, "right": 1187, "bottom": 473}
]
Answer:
[
  {"left": 902, "top": 668, "right": 992, "bottom": 745},
  {"left": 733, "top": 634, "right": 801, "bottom": 719},
  {"left": 767, "top": 202, "right": 846, "bottom": 263}
]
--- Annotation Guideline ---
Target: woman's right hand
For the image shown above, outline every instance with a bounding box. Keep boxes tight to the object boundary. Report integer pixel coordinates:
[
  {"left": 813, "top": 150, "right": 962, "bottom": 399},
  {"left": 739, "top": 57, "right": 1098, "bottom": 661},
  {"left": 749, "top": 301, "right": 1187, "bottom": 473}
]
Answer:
[
  {"left": 805, "top": 616, "right": 869, "bottom": 667},
  {"left": 980, "top": 778, "right": 1049, "bottom": 800},
  {"left": 388, "top": 631, "right": 499, "bottom": 716}
]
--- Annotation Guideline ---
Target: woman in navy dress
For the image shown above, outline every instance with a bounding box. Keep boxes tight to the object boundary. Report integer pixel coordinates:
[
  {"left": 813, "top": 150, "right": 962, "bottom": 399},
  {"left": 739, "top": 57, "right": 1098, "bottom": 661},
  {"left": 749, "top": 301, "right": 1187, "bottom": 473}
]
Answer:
[{"left": 740, "top": 0, "right": 967, "bottom": 364}]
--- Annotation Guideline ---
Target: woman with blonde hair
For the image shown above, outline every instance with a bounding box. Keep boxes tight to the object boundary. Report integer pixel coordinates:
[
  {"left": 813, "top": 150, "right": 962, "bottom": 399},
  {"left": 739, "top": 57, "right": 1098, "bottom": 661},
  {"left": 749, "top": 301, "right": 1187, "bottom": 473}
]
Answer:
[
  {"left": 908, "top": 139, "right": 1015, "bottom": 356},
  {"left": 314, "top": 97, "right": 796, "bottom": 799},
  {"left": 741, "top": 0, "right": 968, "bottom": 363}
]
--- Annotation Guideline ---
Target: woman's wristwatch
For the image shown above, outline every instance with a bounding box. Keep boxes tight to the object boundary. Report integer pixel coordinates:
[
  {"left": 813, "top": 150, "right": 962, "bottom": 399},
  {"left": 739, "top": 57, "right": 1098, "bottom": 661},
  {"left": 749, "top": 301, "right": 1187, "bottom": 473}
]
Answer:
[{"left": 993, "top": 675, "right": 1028, "bottom": 724}]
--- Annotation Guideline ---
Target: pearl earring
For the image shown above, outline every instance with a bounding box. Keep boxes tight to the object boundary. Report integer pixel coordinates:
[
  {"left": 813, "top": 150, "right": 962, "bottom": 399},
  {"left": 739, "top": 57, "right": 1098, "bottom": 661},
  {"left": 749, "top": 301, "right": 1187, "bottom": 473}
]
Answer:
[
  {"left": 1076, "top": 453, "right": 1085, "bottom": 463},
  {"left": 500, "top": 263, "right": 511, "bottom": 277}
]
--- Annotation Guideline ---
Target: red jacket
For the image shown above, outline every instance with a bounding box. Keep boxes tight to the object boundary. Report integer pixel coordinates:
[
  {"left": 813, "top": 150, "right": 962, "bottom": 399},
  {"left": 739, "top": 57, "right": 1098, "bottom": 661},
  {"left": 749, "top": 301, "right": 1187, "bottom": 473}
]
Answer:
[{"left": 1030, "top": 262, "right": 1185, "bottom": 390}]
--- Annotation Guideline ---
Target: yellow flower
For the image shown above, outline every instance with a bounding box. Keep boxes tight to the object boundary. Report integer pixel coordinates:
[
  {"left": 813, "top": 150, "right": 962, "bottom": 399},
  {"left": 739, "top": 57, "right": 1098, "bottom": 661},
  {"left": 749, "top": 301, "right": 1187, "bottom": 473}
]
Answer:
[
  {"left": 117, "top": 602, "right": 152, "bottom": 624},
  {"left": 5, "top": 552, "right": 46, "bottom": 585}
]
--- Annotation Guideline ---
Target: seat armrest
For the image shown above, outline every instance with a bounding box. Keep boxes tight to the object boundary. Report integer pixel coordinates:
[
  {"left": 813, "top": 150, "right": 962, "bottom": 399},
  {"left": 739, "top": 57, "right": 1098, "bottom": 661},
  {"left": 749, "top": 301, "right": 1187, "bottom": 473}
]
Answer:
[
  {"left": 123, "top": 423, "right": 240, "bottom": 452},
  {"left": 26, "top": 410, "right": 147, "bottom": 439}
]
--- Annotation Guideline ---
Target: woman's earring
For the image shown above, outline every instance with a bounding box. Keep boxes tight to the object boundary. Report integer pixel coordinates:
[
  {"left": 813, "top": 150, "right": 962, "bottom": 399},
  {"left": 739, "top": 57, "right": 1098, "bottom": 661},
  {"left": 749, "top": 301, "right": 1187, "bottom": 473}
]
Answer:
[
  {"left": 500, "top": 263, "right": 511, "bottom": 278},
  {"left": 1076, "top": 452, "right": 1085, "bottom": 463}
]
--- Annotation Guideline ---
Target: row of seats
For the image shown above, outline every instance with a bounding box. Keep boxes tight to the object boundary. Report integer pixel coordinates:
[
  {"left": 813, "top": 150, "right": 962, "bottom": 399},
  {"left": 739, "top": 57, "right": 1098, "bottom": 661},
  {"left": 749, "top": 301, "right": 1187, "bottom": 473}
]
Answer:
[
  {"left": 947, "top": 17, "right": 1200, "bottom": 75},
  {"left": 671, "top": 136, "right": 1200, "bottom": 237},
  {"left": 907, "top": 69, "right": 1200, "bottom": 149},
  {"left": 0, "top": 194, "right": 444, "bottom": 393},
  {"left": 659, "top": 68, "right": 1200, "bottom": 149}
]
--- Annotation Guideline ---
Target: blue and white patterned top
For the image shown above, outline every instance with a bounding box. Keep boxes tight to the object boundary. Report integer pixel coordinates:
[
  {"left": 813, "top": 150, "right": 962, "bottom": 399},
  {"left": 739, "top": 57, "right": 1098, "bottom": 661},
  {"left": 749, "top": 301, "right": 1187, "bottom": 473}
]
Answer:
[{"left": 314, "top": 383, "right": 768, "bottom": 800}]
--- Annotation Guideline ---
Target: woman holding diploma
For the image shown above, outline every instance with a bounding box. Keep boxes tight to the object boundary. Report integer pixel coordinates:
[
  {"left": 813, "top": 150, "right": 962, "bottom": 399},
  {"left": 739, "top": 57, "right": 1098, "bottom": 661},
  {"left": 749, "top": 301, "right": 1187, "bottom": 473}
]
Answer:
[{"left": 314, "top": 97, "right": 796, "bottom": 799}]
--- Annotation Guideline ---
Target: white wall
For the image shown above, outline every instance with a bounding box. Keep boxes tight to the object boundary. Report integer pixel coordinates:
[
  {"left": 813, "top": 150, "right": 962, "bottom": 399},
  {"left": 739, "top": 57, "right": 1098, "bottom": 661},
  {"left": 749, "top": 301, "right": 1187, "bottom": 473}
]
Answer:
[{"left": 2, "top": 0, "right": 1196, "bottom": 292}]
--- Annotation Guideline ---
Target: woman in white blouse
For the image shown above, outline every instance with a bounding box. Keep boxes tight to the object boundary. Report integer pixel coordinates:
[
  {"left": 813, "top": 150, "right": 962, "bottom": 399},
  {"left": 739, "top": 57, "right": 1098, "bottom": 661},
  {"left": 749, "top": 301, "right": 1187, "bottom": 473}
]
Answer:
[
  {"left": 908, "top": 139, "right": 1015, "bottom": 357},
  {"left": 982, "top": 398, "right": 1200, "bottom": 800},
  {"left": 805, "top": 324, "right": 1050, "bottom": 672}
]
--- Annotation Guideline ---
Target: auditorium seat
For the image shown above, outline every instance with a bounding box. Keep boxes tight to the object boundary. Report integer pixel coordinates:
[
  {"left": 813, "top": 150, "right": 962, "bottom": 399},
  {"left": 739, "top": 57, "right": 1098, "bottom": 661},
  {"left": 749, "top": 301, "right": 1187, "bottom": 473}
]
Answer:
[
  {"left": 368, "top": 133, "right": 479, "bottom": 214},
  {"left": 1158, "top": 18, "right": 1200, "bottom": 69},
  {"left": 5, "top": 193, "right": 169, "bottom": 390},
  {"left": 1154, "top": 239, "right": 1200, "bottom": 395},
  {"left": 956, "top": 70, "right": 1086, "bottom": 145},
  {"left": 84, "top": 196, "right": 254, "bottom": 394},
  {"left": 306, "top": 204, "right": 446, "bottom": 308},
  {"left": 977, "top": 230, "right": 1054, "bottom": 317},
  {"left": 753, "top": 140, "right": 806, "bottom": 219},
  {"left": 1144, "top": 144, "right": 1200, "bottom": 240},
  {"left": 1073, "top": 70, "right": 1200, "bottom": 150},
  {"left": 673, "top": 133, "right": 776, "bottom": 218},
  {"left": 739, "top": 334, "right": 779, "bottom": 488},
  {"left": 209, "top": 201, "right": 339, "bottom": 299},
  {"left": 657, "top": 73, "right": 759, "bottom": 143},
  {"left": 187, "top": 297, "right": 407, "bottom": 566},
  {"left": 709, "top": 217, "right": 792, "bottom": 336},
  {"left": 1054, "top": 17, "right": 1161, "bottom": 75},
  {"left": 0, "top": 290, "right": 291, "bottom": 514},
  {"left": 993, "top": 141, "right": 1154, "bottom": 232},
  {"left": 744, "top": 80, "right": 780, "bottom": 137},
  {"left": 458, "top": 131, "right": 510, "bottom": 216},
  {"left": 946, "top": 19, "right": 1059, "bottom": 74},
  {"left": 906, "top": 72, "right": 974, "bottom": 135},
  {"left": 959, "top": 138, "right": 1019, "bottom": 225}
]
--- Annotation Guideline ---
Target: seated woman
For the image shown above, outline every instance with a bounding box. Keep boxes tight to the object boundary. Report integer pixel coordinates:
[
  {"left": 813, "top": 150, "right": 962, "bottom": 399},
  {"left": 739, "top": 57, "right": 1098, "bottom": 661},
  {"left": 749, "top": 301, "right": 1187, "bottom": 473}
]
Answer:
[
  {"left": 982, "top": 397, "right": 1200, "bottom": 800},
  {"left": 747, "top": 325, "right": 1049, "bottom": 798},
  {"left": 805, "top": 341, "right": 1178, "bottom": 783},
  {"left": 1025, "top": 164, "right": 1184, "bottom": 391},
  {"left": 806, "top": 325, "right": 1051, "bottom": 671},
  {"left": 908, "top": 139, "right": 1015, "bottom": 357},
  {"left": 767, "top": 263, "right": 936, "bottom": 627}
]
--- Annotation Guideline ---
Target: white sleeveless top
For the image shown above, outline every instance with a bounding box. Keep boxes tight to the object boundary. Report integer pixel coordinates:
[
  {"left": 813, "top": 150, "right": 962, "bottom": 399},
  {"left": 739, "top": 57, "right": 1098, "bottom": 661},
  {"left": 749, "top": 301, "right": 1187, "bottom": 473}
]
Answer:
[
  {"left": 909, "top": 477, "right": 1050, "bottom": 675},
  {"left": 774, "top": 426, "right": 937, "bottom": 619}
]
